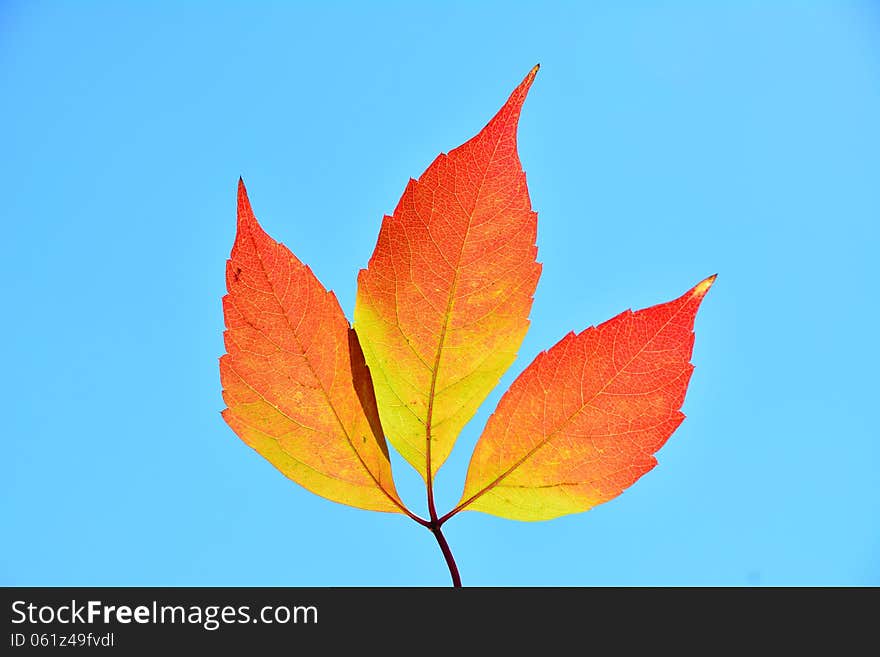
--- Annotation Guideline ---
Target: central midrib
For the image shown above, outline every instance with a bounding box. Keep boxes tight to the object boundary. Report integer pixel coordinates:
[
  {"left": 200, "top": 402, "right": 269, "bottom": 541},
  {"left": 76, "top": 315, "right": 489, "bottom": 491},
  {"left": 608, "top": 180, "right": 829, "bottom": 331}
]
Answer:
[{"left": 423, "top": 110, "right": 515, "bottom": 482}]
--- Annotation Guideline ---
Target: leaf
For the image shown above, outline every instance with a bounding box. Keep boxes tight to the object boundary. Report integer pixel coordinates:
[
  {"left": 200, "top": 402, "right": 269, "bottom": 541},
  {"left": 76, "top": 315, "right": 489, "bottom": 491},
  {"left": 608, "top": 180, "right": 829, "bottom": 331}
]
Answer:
[
  {"left": 354, "top": 66, "right": 542, "bottom": 481},
  {"left": 220, "top": 180, "right": 405, "bottom": 514},
  {"left": 453, "top": 276, "right": 716, "bottom": 521}
]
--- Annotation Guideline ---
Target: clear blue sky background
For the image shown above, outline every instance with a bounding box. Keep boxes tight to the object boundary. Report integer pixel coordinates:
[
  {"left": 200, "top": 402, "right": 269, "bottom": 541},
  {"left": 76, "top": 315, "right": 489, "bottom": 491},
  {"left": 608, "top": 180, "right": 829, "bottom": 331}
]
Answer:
[{"left": 2, "top": 1, "right": 877, "bottom": 586}]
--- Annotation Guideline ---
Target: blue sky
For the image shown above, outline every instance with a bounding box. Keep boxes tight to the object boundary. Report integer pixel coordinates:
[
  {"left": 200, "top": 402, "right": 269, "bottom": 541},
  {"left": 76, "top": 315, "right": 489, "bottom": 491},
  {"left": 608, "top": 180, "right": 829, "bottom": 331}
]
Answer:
[{"left": 2, "top": 1, "right": 877, "bottom": 586}]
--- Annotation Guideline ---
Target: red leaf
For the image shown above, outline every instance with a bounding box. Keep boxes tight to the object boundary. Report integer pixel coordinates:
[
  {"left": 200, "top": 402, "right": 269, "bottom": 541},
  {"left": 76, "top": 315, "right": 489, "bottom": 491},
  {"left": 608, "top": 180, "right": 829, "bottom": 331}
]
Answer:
[
  {"left": 354, "top": 66, "right": 542, "bottom": 481},
  {"left": 453, "top": 276, "right": 716, "bottom": 521},
  {"left": 220, "top": 181, "right": 405, "bottom": 514}
]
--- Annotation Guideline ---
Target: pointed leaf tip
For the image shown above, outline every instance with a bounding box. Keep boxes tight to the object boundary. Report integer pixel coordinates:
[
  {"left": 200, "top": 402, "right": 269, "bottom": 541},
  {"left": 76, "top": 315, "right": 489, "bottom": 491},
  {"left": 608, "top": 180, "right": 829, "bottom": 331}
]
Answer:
[
  {"left": 237, "top": 179, "right": 247, "bottom": 205},
  {"left": 693, "top": 274, "right": 717, "bottom": 298},
  {"left": 236, "top": 179, "right": 254, "bottom": 229},
  {"left": 515, "top": 64, "right": 539, "bottom": 99}
]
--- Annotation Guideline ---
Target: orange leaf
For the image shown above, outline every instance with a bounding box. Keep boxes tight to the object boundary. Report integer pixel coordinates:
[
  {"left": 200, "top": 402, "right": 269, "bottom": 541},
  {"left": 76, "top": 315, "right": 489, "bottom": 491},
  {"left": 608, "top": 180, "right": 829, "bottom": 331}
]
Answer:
[
  {"left": 453, "top": 276, "right": 716, "bottom": 521},
  {"left": 220, "top": 180, "right": 405, "bottom": 514},
  {"left": 354, "top": 66, "right": 542, "bottom": 481}
]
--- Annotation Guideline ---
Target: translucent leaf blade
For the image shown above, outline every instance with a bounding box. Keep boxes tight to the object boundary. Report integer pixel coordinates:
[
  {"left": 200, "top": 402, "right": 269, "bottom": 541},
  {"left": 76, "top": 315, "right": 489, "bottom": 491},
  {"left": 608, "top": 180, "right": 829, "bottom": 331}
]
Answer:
[
  {"left": 457, "top": 276, "right": 716, "bottom": 521},
  {"left": 354, "top": 67, "right": 542, "bottom": 480},
  {"left": 220, "top": 180, "right": 403, "bottom": 513}
]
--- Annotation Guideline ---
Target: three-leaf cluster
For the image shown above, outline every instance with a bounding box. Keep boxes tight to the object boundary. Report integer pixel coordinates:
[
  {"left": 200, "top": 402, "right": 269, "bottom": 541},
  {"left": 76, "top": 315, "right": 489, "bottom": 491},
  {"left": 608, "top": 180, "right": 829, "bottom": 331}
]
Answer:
[{"left": 219, "top": 66, "right": 713, "bottom": 583}]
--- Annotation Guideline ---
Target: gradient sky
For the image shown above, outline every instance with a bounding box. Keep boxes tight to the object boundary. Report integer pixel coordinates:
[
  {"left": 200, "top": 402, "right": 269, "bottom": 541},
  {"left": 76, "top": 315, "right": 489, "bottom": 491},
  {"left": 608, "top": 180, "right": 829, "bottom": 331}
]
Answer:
[{"left": 2, "top": 1, "right": 878, "bottom": 586}]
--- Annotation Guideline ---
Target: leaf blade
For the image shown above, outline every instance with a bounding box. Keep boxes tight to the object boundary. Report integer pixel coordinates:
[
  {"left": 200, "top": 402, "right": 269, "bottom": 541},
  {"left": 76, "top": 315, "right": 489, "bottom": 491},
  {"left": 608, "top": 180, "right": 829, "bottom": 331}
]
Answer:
[
  {"left": 220, "top": 180, "right": 404, "bottom": 513},
  {"left": 455, "top": 276, "right": 716, "bottom": 521},
  {"left": 354, "top": 66, "right": 542, "bottom": 480}
]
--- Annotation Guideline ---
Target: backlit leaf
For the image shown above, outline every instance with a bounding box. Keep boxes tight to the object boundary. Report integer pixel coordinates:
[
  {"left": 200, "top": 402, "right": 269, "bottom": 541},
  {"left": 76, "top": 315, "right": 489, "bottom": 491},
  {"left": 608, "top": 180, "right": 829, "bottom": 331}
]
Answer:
[
  {"left": 354, "top": 66, "right": 542, "bottom": 480},
  {"left": 220, "top": 180, "right": 404, "bottom": 514},
  {"left": 218, "top": 66, "right": 718, "bottom": 585},
  {"left": 454, "top": 276, "right": 716, "bottom": 521}
]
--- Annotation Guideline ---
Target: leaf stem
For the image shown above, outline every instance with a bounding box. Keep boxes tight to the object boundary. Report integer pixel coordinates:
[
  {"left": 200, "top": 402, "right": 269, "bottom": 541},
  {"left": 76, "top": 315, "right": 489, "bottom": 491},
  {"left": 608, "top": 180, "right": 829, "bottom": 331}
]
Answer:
[
  {"left": 403, "top": 508, "right": 432, "bottom": 527},
  {"left": 437, "top": 506, "right": 461, "bottom": 526},
  {"left": 429, "top": 523, "right": 462, "bottom": 587},
  {"left": 426, "top": 464, "right": 439, "bottom": 523},
  {"left": 424, "top": 437, "right": 460, "bottom": 585}
]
